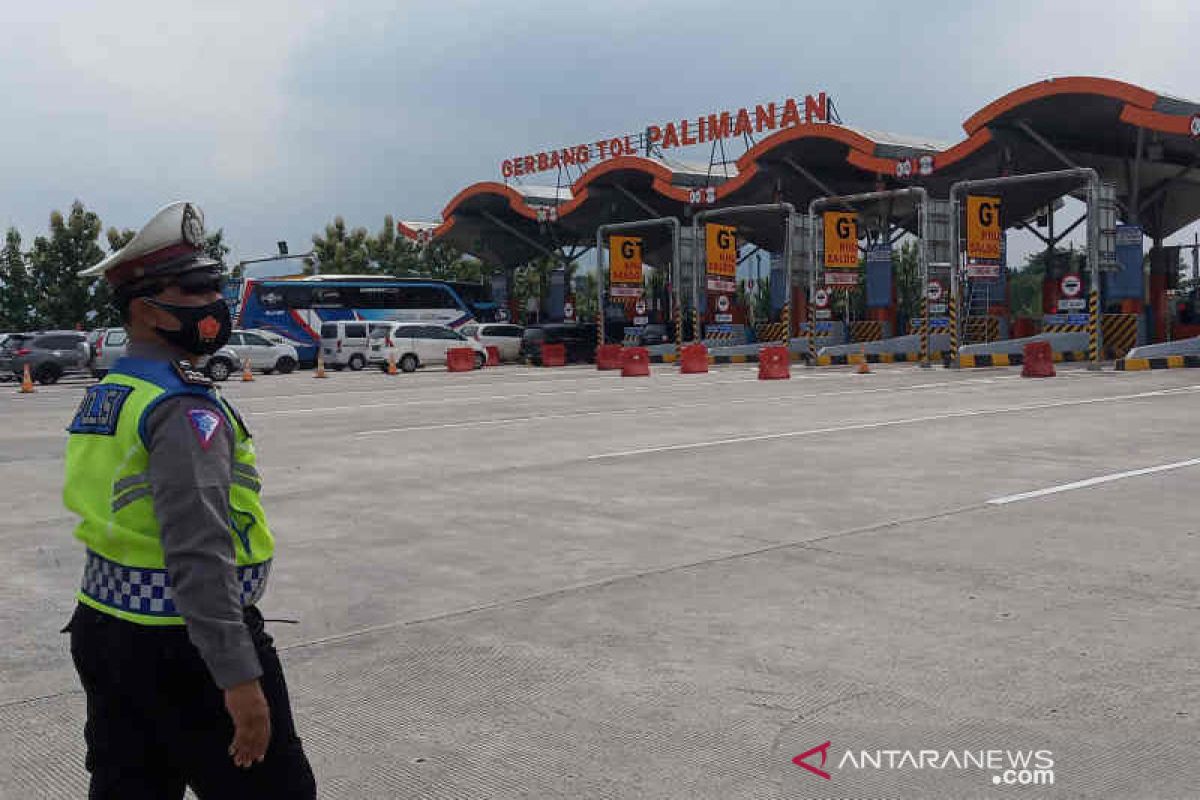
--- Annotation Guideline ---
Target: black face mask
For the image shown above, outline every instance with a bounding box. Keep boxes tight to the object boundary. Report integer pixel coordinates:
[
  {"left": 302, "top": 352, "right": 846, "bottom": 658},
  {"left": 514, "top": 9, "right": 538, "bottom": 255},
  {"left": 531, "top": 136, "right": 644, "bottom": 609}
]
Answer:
[{"left": 143, "top": 298, "right": 232, "bottom": 355}]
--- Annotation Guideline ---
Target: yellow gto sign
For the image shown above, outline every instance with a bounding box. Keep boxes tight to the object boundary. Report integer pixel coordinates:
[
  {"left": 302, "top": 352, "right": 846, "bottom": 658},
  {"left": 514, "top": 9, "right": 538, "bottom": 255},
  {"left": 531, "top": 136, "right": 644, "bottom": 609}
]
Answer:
[
  {"left": 609, "top": 236, "right": 643, "bottom": 284},
  {"left": 966, "top": 195, "right": 1002, "bottom": 260},
  {"left": 705, "top": 223, "right": 737, "bottom": 278},
  {"left": 823, "top": 212, "right": 858, "bottom": 268}
]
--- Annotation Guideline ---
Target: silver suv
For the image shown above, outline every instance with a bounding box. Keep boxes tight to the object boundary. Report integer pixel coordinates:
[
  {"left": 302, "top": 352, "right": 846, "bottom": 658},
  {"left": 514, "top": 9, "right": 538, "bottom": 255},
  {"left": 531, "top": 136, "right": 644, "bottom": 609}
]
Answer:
[{"left": 0, "top": 331, "right": 91, "bottom": 384}]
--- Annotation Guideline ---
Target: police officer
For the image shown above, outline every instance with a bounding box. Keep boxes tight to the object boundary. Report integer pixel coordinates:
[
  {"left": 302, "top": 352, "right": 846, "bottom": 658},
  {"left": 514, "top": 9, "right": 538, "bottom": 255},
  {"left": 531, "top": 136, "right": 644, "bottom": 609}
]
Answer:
[{"left": 63, "top": 202, "right": 316, "bottom": 798}]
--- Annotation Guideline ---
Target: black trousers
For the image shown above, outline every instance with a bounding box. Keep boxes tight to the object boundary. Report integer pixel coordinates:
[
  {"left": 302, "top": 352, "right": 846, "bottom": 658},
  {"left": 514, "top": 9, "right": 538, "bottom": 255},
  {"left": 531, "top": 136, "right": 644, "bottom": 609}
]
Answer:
[{"left": 67, "top": 603, "right": 316, "bottom": 799}]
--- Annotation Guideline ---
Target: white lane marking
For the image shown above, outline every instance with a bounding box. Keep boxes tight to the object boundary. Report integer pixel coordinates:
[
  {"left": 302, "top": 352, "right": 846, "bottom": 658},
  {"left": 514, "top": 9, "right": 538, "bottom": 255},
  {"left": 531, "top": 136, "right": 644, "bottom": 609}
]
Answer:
[
  {"left": 352, "top": 377, "right": 1023, "bottom": 436},
  {"left": 987, "top": 458, "right": 1200, "bottom": 505},
  {"left": 588, "top": 386, "right": 1200, "bottom": 460}
]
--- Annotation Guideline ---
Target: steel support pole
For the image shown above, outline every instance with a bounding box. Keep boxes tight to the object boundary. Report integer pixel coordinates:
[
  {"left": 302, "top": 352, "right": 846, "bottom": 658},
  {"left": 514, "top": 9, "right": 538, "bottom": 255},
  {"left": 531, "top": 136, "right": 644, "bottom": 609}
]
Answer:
[
  {"left": 694, "top": 204, "right": 796, "bottom": 350},
  {"left": 949, "top": 168, "right": 1101, "bottom": 370},
  {"left": 948, "top": 196, "right": 960, "bottom": 367},
  {"left": 808, "top": 188, "right": 929, "bottom": 366},
  {"left": 596, "top": 217, "right": 682, "bottom": 359}
]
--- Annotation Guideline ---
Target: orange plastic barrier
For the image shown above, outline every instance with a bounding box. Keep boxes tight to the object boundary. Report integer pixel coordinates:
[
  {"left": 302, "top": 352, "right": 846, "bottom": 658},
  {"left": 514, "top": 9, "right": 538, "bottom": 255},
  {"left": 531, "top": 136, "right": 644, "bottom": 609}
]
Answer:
[
  {"left": 446, "top": 347, "right": 477, "bottom": 372},
  {"left": 620, "top": 347, "right": 651, "bottom": 377},
  {"left": 680, "top": 344, "right": 709, "bottom": 374},
  {"left": 1021, "top": 341, "right": 1055, "bottom": 378},
  {"left": 540, "top": 343, "right": 566, "bottom": 367},
  {"left": 485, "top": 345, "right": 501, "bottom": 367},
  {"left": 596, "top": 343, "right": 623, "bottom": 371},
  {"left": 758, "top": 346, "right": 790, "bottom": 380}
]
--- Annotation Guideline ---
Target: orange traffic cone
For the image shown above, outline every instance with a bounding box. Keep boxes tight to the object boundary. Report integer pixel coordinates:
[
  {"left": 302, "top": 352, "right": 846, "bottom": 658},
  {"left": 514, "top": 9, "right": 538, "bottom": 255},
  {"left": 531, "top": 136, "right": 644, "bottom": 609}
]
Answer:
[
  {"left": 241, "top": 357, "right": 255, "bottom": 382},
  {"left": 314, "top": 352, "right": 327, "bottom": 379},
  {"left": 856, "top": 343, "right": 871, "bottom": 374},
  {"left": 19, "top": 363, "right": 35, "bottom": 393},
  {"left": 386, "top": 353, "right": 398, "bottom": 376}
]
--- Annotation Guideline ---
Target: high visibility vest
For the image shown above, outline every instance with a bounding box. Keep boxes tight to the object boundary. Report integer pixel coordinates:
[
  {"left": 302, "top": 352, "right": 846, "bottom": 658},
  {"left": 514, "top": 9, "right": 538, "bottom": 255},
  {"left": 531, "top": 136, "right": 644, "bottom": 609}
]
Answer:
[{"left": 63, "top": 357, "right": 274, "bottom": 626}]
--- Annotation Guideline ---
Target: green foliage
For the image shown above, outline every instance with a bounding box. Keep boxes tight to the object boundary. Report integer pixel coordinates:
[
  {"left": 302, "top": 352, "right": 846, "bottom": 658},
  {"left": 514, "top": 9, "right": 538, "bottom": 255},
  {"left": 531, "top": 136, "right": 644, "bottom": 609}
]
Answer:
[
  {"left": 893, "top": 240, "right": 922, "bottom": 323},
  {"left": 305, "top": 216, "right": 372, "bottom": 275},
  {"left": 0, "top": 229, "right": 36, "bottom": 331},
  {"left": 368, "top": 215, "right": 421, "bottom": 276},
  {"left": 204, "top": 229, "right": 231, "bottom": 270},
  {"left": 28, "top": 202, "right": 107, "bottom": 329},
  {"left": 574, "top": 272, "right": 598, "bottom": 321}
]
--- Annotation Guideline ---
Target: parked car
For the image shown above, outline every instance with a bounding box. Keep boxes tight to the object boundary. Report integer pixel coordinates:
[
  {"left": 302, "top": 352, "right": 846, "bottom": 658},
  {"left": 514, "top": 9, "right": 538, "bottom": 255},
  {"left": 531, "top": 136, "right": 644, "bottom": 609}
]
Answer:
[
  {"left": 87, "top": 326, "right": 242, "bottom": 382},
  {"left": 320, "top": 320, "right": 396, "bottom": 370},
  {"left": 520, "top": 323, "right": 600, "bottom": 365},
  {"left": 368, "top": 322, "right": 487, "bottom": 372},
  {"left": 224, "top": 330, "right": 299, "bottom": 374},
  {"left": 89, "top": 327, "right": 129, "bottom": 378},
  {"left": 0, "top": 331, "right": 91, "bottom": 384},
  {"left": 460, "top": 322, "right": 524, "bottom": 362},
  {"left": 635, "top": 323, "right": 671, "bottom": 346}
]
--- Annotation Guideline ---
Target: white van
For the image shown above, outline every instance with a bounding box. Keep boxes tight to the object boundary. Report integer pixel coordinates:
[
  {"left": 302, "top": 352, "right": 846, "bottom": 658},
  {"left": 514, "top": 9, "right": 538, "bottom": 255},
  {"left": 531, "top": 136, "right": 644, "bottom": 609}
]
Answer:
[
  {"left": 368, "top": 322, "right": 487, "bottom": 372},
  {"left": 319, "top": 320, "right": 395, "bottom": 370}
]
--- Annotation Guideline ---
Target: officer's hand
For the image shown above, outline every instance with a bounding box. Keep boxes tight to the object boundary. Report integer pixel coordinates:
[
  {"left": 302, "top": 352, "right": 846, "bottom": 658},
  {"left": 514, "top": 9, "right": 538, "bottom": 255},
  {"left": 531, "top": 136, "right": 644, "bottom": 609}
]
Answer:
[{"left": 224, "top": 678, "right": 271, "bottom": 768}]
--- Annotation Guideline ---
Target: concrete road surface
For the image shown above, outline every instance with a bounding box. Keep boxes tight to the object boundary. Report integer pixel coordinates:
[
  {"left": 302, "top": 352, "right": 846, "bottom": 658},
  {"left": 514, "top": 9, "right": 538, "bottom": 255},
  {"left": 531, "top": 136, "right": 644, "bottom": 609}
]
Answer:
[{"left": 1, "top": 362, "right": 1197, "bottom": 798}]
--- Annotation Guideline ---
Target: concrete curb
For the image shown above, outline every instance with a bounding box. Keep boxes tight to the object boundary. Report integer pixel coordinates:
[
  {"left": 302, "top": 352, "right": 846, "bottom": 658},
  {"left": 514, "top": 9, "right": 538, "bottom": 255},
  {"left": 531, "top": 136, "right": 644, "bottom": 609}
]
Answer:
[
  {"left": 1115, "top": 355, "right": 1200, "bottom": 371},
  {"left": 958, "top": 351, "right": 1089, "bottom": 368}
]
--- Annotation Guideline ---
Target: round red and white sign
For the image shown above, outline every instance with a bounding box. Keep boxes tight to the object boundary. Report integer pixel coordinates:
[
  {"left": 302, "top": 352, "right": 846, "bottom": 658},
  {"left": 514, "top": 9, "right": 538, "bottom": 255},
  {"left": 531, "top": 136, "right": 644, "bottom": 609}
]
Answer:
[
  {"left": 927, "top": 280, "right": 943, "bottom": 302},
  {"left": 1060, "top": 273, "right": 1082, "bottom": 298},
  {"left": 814, "top": 288, "right": 830, "bottom": 308},
  {"left": 634, "top": 299, "right": 647, "bottom": 315},
  {"left": 563, "top": 301, "right": 574, "bottom": 318},
  {"left": 716, "top": 295, "right": 730, "bottom": 312}
]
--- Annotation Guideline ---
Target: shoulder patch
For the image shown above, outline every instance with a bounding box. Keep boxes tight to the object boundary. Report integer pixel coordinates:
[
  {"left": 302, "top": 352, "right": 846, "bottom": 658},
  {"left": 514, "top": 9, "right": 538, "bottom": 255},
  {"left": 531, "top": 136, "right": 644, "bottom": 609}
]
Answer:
[
  {"left": 186, "top": 408, "right": 224, "bottom": 450},
  {"left": 68, "top": 384, "right": 133, "bottom": 435},
  {"left": 173, "top": 360, "right": 212, "bottom": 387}
]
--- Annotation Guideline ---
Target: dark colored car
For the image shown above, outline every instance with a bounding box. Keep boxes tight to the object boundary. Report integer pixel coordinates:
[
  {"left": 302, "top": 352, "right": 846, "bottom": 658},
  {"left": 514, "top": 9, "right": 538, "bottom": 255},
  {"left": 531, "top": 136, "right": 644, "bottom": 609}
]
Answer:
[
  {"left": 0, "top": 331, "right": 91, "bottom": 384},
  {"left": 521, "top": 323, "right": 603, "bottom": 365},
  {"left": 636, "top": 323, "right": 671, "bottom": 346}
]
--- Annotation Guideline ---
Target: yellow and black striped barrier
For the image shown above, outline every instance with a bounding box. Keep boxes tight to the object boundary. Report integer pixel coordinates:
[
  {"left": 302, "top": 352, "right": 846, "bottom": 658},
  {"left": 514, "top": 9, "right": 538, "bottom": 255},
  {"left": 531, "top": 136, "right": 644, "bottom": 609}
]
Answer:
[
  {"left": 957, "top": 351, "right": 1089, "bottom": 368},
  {"left": 948, "top": 295, "right": 958, "bottom": 365},
  {"left": 754, "top": 322, "right": 789, "bottom": 342},
  {"left": 1101, "top": 313, "right": 1138, "bottom": 359},
  {"left": 1116, "top": 355, "right": 1200, "bottom": 370},
  {"left": 849, "top": 320, "right": 885, "bottom": 342},
  {"left": 1087, "top": 289, "right": 1099, "bottom": 364}
]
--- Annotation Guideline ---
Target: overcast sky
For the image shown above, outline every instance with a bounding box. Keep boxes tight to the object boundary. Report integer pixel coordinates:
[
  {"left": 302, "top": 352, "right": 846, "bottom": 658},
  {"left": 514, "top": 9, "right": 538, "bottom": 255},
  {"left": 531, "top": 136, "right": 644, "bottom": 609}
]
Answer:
[{"left": 2, "top": 0, "right": 1198, "bottom": 276}]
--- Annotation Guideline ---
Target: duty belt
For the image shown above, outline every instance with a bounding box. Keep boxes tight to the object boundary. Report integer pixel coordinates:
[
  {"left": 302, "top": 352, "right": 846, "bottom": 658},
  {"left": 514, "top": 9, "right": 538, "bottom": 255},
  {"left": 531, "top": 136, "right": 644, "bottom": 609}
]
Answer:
[{"left": 81, "top": 549, "right": 271, "bottom": 618}]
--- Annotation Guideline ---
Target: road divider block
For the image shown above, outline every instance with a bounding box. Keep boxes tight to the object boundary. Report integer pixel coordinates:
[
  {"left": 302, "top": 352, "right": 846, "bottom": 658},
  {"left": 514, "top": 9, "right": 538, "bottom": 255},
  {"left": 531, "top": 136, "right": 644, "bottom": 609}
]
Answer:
[
  {"left": 541, "top": 343, "right": 566, "bottom": 367},
  {"left": 758, "top": 346, "right": 790, "bottom": 380},
  {"left": 621, "top": 347, "right": 651, "bottom": 377},
  {"left": 680, "top": 344, "right": 709, "bottom": 374},
  {"left": 596, "top": 344, "right": 623, "bottom": 371},
  {"left": 446, "top": 347, "right": 476, "bottom": 372},
  {"left": 1021, "top": 341, "right": 1056, "bottom": 378}
]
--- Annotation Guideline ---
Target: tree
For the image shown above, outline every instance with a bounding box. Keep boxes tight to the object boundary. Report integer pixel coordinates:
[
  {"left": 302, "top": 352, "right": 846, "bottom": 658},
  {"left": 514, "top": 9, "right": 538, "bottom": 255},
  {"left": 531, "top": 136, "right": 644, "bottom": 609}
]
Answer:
[
  {"left": 368, "top": 215, "right": 421, "bottom": 277},
  {"left": 893, "top": 240, "right": 922, "bottom": 326},
  {"left": 204, "top": 229, "right": 231, "bottom": 271},
  {"left": 304, "top": 217, "right": 372, "bottom": 274},
  {"left": 29, "top": 201, "right": 107, "bottom": 329},
  {"left": 0, "top": 228, "right": 36, "bottom": 331}
]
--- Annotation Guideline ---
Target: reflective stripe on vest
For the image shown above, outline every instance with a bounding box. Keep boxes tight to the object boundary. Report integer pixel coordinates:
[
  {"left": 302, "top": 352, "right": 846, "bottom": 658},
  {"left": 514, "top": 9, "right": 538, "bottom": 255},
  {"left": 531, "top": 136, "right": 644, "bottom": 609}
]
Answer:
[{"left": 81, "top": 549, "right": 271, "bottom": 618}]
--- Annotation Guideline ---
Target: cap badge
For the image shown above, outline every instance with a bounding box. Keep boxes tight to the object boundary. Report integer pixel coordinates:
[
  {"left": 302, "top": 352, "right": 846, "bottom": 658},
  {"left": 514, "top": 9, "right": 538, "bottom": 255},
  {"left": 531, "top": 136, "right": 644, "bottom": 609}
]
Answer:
[{"left": 181, "top": 203, "right": 205, "bottom": 246}]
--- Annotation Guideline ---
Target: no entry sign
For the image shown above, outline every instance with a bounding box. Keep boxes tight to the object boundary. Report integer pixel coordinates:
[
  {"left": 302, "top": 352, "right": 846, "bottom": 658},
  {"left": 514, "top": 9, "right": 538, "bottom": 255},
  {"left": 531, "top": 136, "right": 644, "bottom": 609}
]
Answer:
[
  {"left": 634, "top": 299, "right": 647, "bottom": 315},
  {"left": 1061, "top": 273, "right": 1082, "bottom": 298},
  {"left": 716, "top": 295, "right": 731, "bottom": 313},
  {"left": 814, "top": 288, "right": 830, "bottom": 308},
  {"left": 927, "top": 279, "right": 944, "bottom": 302}
]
